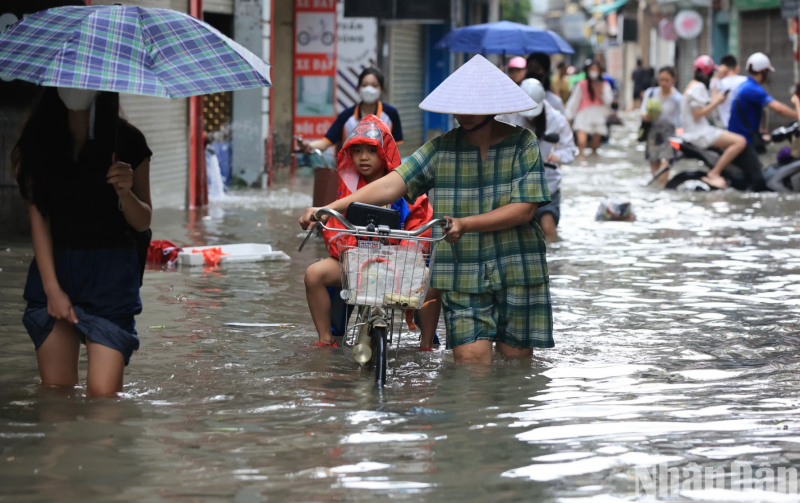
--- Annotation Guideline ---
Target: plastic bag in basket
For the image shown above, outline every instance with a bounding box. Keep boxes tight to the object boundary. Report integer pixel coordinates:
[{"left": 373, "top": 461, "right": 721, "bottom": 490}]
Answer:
[{"left": 343, "top": 244, "right": 428, "bottom": 307}]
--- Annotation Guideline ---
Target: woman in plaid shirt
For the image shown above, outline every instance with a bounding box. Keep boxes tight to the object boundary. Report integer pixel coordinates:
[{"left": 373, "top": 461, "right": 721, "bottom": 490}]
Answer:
[{"left": 300, "top": 56, "right": 553, "bottom": 363}]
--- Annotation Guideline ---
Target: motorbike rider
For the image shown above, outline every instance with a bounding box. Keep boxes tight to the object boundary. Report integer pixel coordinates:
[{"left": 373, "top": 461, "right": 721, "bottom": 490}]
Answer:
[
  {"left": 711, "top": 55, "right": 747, "bottom": 129},
  {"left": 727, "top": 53, "right": 799, "bottom": 191},
  {"left": 680, "top": 56, "right": 746, "bottom": 190}
]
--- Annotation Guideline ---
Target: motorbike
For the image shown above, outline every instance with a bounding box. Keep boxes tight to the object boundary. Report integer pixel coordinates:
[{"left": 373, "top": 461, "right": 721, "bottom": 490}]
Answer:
[
  {"left": 661, "top": 137, "right": 750, "bottom": 191},
  {"left": 762, "top": 121, "right": 800, "bottom": 192},
  {"left": 663, "top": 122, "right": 800, "bottom": 192}
]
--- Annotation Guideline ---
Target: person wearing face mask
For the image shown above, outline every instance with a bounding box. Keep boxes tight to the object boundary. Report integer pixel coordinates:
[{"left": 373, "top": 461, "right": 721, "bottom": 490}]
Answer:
[
  {"left": 565, "top": 60, "right": 614, "bottom": 156},
  {"left": 680, "top": 56, "right": 746, "bottom": 190},
  {"left": 525, "top": 52, "right": 565, "bottom": 113},
  {"left": 300, "top": 67, "right": 403, "bottom": 154},
  {"left": 14, "top": 87, "right": 152, "bottom": 397}
]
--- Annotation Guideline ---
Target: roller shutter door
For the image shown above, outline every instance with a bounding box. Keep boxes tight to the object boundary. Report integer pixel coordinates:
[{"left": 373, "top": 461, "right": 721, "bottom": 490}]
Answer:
[
  {"left": 95, "top": 0, "right": 189, "bottom": 208},
  {"left": 739, "top": 8, "right": 793, "bottom": 129},
  {"left": 388, "top": 24, "right": 425, "bottom": 158}
]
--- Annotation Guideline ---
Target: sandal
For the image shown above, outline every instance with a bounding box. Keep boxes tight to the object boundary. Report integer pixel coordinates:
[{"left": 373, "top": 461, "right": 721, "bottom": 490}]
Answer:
[{"left": 314, "top": 341, "right": 339, "bottom": 348}]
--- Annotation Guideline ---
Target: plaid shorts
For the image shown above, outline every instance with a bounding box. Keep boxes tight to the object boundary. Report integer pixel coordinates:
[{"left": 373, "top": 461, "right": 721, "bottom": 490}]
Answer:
[{"left": 442, "top": 284, "right": 554, "bottom": 350}]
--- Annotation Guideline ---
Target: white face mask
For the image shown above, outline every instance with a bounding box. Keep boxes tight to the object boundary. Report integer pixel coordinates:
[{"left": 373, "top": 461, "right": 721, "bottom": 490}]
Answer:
[
  {"left": 588, "top": 71, "right": 600, "bottom": 80},
  {"left": 359, "top": 85, "right": 381, "bottom": 104},
  {"left": 57, "top": 87, "right": 99, "bottom": 111}
]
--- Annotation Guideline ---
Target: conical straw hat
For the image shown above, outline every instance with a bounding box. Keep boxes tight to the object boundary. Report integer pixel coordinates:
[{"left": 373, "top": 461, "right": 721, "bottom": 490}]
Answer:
[{"left": 419, "top": 55, "right": 537, "bottom": 115}]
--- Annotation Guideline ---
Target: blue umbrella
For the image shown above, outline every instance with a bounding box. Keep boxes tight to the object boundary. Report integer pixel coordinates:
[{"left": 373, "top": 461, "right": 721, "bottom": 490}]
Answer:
[
  {"left": 435, "top": 20, "right": 574, "bottom": 56},
  {"left": 0, "top": 5, "right": 271, "bottom": 97}
]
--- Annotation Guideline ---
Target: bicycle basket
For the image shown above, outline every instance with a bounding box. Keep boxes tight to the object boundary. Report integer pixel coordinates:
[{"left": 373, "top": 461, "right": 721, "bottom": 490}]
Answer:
[{"left": 336, "top": 239, "right": 435, "bottom": 309}]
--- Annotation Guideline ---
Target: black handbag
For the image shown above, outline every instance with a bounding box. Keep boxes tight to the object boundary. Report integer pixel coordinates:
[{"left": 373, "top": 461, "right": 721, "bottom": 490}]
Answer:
[{"left": 735, "top": 98, "right": 767, "bottom": 154}]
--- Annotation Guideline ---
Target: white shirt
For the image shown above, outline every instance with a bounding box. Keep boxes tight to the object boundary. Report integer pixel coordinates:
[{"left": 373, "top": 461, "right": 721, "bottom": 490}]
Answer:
[
  {"left": 716, "top": 75, "right": 748, "bottom": 128},
  {"left": 546, "top": 91, "right": 565, "bottom": 114},
  {"left": 496, "top": 101, "right": 575, "bottom": 194}
]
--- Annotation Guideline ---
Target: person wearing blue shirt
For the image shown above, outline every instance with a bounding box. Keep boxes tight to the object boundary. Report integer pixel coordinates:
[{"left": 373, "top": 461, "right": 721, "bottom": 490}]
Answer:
[{"left": 727, "top": 53, "right": 797, "bottom": 191}]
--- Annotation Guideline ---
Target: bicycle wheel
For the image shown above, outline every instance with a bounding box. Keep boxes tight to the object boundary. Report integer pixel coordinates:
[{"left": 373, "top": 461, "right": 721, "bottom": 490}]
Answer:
[{"left": 371, "top": 325, "right": 387, "bottom": 387}]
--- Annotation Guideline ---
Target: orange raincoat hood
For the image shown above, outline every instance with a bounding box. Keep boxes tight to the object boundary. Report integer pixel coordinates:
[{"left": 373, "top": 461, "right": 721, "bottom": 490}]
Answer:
[
  {"left": 336, "top": 115, "right": 402, "bottom": 198},
  {"left": 322, "top": 116, "right": 433, "bottom": 260}
]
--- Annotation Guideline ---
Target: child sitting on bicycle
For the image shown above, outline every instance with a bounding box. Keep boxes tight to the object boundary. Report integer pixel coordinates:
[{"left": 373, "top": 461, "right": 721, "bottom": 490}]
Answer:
[
  {"left": 301, "top": 56, "right": 554, "bottom": 364},
  {"left": 303, "top": 116, "right": 439, "bottom": 348}
]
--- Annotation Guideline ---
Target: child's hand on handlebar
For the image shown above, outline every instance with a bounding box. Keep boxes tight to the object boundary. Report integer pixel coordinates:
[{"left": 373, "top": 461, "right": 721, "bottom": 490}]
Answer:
[
  {"left": 299, "top": 207, "right": 320, "bottom": 230},
  {"left": 443, "top": 216, "right": 466, "bottom": 244},
  {"left": 299, "top": 207, "right": 331, "bottom": 229}
]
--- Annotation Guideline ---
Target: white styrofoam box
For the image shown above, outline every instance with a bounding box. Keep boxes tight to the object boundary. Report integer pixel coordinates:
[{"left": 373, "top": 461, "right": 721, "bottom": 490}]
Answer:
[{"left": 178, "top": 243, "right": 290, "bottom": 267}]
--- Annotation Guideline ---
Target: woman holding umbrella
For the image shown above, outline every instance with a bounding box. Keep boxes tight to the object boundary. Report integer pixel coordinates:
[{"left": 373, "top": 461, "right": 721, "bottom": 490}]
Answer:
[
  {"left": 1, "top": 4, "right": 272, "bottom": 396},
  {"left": 15, "top": 88, "right": 152, "bottom": 397}
]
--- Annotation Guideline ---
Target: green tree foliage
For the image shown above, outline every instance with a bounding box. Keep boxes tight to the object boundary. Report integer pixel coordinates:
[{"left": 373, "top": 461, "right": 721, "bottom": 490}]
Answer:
[{"left": 502, "top": 0, "right": 532, "bottom": 24}]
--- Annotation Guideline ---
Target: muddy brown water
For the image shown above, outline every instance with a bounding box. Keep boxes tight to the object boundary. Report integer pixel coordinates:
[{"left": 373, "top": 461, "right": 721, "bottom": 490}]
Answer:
[{"left": 3, "top": 124, "right": 800, "bottom": 502}]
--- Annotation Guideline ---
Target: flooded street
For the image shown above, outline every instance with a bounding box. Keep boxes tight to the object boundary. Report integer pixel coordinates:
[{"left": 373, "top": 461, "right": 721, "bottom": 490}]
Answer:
[{"left": 4, "top": 120, "right": 800, "bottom": 502}]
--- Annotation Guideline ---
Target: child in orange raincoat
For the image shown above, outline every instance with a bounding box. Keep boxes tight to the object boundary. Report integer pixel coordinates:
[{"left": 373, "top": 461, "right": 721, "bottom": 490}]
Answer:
[{"left": 303, "top": 116, "right": 439, "bottom": 348}]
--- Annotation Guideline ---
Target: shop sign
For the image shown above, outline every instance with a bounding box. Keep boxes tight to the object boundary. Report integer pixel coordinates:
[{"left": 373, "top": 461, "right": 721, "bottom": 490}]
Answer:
[
  {"left": 734, "top": 0, "right": 780, "bottom": 10},
  {"left": 675, "top": 10, "right": 703, "bottom": 39},
  {"left": 294, "top": 0, "right": 337, "bottom": 139}
]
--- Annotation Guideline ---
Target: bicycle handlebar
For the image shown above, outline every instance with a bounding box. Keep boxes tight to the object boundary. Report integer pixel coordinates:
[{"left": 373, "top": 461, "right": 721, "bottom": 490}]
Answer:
[
  {"left": 298, "top": 207, "right": 454, "bottom": 255},
  {"left": 313, "top": 208, "right": 450, "bottom": 237}
]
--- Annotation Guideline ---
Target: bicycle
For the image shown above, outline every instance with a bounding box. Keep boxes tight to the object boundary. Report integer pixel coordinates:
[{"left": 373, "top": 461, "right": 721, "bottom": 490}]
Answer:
[{"left": 299, "top": 208, "right": 451, "bottom": 387}]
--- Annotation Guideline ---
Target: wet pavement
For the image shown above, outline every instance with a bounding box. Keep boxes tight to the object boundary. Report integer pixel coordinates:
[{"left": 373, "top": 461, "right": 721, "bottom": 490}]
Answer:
[{"left": 4, "top": 121, "right": 800, "bottom": 502}]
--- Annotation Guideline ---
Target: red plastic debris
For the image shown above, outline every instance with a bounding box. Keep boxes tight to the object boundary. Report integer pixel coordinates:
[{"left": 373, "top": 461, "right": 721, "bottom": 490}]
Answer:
[
  {"left": 191, "top": 247, "right": 228, "bottom": 267},
  {"left": 147, "top": 239, "right": 181, "bottom": 265}
]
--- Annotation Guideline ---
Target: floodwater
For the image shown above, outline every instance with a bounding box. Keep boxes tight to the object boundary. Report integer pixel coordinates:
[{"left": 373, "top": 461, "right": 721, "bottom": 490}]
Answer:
[{"left": 3, "top": 121, "right": 800, "bottom": 502}]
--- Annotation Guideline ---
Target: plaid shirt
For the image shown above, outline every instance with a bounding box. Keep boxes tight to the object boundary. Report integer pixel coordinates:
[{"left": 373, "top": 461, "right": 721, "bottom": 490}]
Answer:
[{"left": 396, "top": 126, "right": 551, "bottom": 293}]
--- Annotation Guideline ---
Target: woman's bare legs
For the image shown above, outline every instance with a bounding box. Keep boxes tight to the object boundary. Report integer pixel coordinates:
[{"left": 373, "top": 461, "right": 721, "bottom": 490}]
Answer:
[
  {"left": 651, "top": 159, "right": 670, "bottom": 185},
  {"left": 37, "top": 319, "right": 126, "bottom": 397},
  {"left": 452, "top": 341, "right": 534, "bottom": 363},
  {"left": 418, "top": 288, "right": 441, "bottom": 350},
  {"left": 36, "top": 320, "right": 80, "bottom": 388},
  {"left": 591, "top": 134, "right": 602, "bottom": 154},
  {"left": 576, "top": 131, "right": 588, "bottom": 157},
  {"left": 702, "top": 131, "right": 747, "bottom": 189},
  {"left": 86, "top": 340, "right": 125, "bottom": 397},
  {"left": 304, "top": 257, "right": 342, "bottom": 345}
]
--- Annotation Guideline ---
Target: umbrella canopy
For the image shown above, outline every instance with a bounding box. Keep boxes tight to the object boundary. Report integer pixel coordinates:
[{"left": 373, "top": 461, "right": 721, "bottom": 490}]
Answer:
[
  {"left": 0, "top": 5, "right": 271, "bottom": 98},
  {"left": 435, "top": 20, "right": 574, "bottom": 56}
]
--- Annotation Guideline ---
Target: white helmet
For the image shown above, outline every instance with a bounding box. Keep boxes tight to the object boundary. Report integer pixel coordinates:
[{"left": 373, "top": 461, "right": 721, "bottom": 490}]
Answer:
[
  {"left": 746, "top": 52, "right": 775, "bottom": 73},
  {"left": 519, "top": 79, "right": 545, "bottom": 118}
]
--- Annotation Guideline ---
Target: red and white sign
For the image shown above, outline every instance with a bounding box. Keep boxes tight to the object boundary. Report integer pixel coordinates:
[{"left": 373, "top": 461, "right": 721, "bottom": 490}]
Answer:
[
  {"left": 294, "top": 0, "right": 337, "bottom": 139},
  {"left": 675, "top": 10, "right": 703, "bottom": 40}
]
